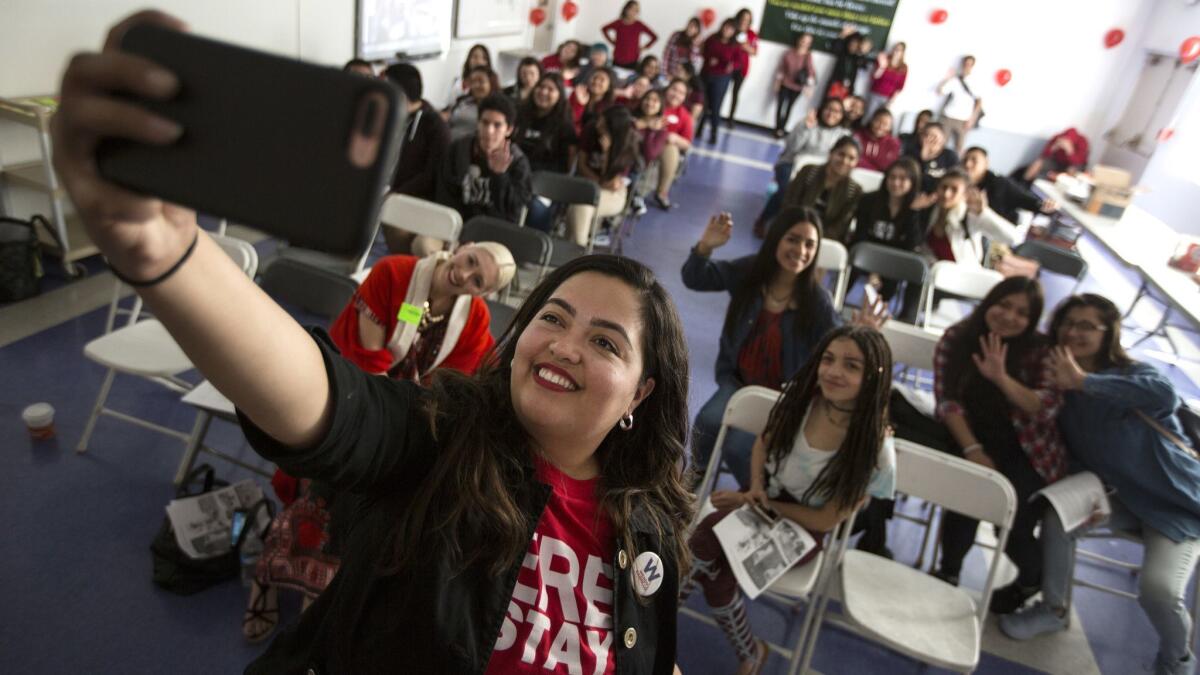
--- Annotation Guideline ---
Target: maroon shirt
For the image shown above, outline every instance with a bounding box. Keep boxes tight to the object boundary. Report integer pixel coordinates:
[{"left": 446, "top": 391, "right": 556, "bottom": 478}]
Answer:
[
  {"left": 603, "top": 19, "right": 657, "bottom": 65},
  {"left": 737, "top": 309, "right": 784, "bottom": 387},
  {"left": 702, "top": 36, "right": 741, "bottom": 77}
]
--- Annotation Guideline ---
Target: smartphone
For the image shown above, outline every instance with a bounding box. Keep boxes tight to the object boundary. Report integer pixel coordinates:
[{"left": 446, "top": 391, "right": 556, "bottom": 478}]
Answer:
[
  {"left": 750, "top": 501, "right": 779, "bottom": 525},
  {"left": 863, "top": 282, "right": 880, "bottom": 308},
  {"left": 229, "top": 508, "right": 248, "bottom": 547},
  {"left": 97, "top": 23, "right": 406, "bottom": 256}
]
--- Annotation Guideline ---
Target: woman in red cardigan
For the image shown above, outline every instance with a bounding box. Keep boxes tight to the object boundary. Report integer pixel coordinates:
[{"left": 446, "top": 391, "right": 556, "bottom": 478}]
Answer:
[{"left": 602, "top": 1, "right": 659, "bottom": 70}]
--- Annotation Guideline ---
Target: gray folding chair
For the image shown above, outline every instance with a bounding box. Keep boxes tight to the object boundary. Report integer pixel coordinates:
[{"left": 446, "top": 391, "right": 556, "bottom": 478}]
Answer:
[
  {"left": 1014, "top": 240, "right": 1088, "bottom": 292},
  {"left": 839, "top": 243, "right": 929, "bottom": 322},
  {"left": 259, "top": 257, "right": 359, "bottom": 320},
  {"left": 532, "top": 171, "right": 602, "bottom": 265},
  {"left": 461, "top": 215, "right": 554, "bottom": 296}
]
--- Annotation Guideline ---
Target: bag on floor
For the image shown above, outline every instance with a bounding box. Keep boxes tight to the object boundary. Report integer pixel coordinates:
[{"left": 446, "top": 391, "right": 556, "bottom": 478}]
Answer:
[
  {"left": 150, "top": 465, "right": 274, "bottom": 595},
  {"left": 0, "top": 215, "right": 55, "bottom": 302}
]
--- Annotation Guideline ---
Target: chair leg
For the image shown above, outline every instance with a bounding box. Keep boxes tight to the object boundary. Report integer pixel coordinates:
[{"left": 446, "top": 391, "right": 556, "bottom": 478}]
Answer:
[
  {"left": 77, "top": 368, "right": 117, "bottom": 453},
  {"left": 174, "top": 411, "right": 214, "bottom": 486}
]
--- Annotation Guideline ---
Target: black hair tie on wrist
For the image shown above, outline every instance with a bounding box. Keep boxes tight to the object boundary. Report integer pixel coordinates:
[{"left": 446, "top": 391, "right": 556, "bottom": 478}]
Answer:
[{"left": 108, "top": 231, "right": 200, "bottom": 287}]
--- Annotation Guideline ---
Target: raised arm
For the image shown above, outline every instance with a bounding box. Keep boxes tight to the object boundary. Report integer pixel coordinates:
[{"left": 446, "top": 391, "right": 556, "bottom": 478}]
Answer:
[
  {"left": 681, "top": 213, "right": 737, "bottom": 291},
  {"left": 53, "top": 11, "right": 331, "bottom": 449}
]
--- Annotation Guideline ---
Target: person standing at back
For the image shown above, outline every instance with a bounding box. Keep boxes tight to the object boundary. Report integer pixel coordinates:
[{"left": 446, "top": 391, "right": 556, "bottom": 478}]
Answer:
[
  {"left": 937, "top": 55, "right": 983, "bottom": 155},
  {"left": 772, "top": 32, "right": 815, "bottom": 138},
  {"left": 725, "top": 8, "right": 759, "bottom": 130},
  {"left": 603, "top": 1, "right": 658, "bottom": 70},
  {"left": 696, "top": 19, "right": 741, "bottom": 145}
]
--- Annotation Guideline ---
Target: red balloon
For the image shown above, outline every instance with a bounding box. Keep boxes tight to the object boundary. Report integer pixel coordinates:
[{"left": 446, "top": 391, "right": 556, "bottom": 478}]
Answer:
[
  {"left": 995, "top": 68, "right": 1013, "bottom": 87},
  {"left": 700, "top": 8, "right": 717, "bottom": 29},
  {"left": 561, "top": 1, "right": 578, "bottom": 22},
  {"left": 1182, "top": 36, "right": 1200, "bottom": 64},
  {"left": 929, "top": 9, "right": 948, "bottom": 24},
  {"left": 529, "top": 7, "right": 546, "bottom": 26},
  {"left": 1104, "top": 28, "right": 1124, "bottom": 49}
]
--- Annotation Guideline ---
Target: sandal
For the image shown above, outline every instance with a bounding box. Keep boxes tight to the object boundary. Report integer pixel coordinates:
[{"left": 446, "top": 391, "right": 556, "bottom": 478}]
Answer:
[
  {"left": 736, "top": 639, "right": 769, "bottom": 675},
  {"left": 242, "top": 579, "right": 280, "bottom": 644}
]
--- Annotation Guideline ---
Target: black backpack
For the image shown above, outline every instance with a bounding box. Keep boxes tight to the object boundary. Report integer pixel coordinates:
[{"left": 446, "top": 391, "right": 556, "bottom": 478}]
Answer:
[{"left": 0, "top": 215, "right": 57, "bottom": 302}]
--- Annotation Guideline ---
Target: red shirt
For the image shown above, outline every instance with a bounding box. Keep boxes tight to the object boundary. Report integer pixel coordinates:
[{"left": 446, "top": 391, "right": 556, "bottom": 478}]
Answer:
[
  {"left": 1041, "top": 127, "right": 1089, "bottom": 169},
  {"left": 927, "top": 229, "right": 955, "bottom": 262},
  {"left": 870, "top": 66, "right": 908, "bottom": 98},
  {"left": 484, "top": 456, "right": 617, "bottom": 675},
  {"left": 663, "top": 105, "right": 694, "bottom": 141},
  {"left": 603, "top": 19, "right": 657, "bottom": 66},
  {"left": 542, "top": 54, "right": 563, "bottom": 72},
  {"left": 732, "top": 28, "right": 758, "bottom": 76},
  {"left": 702, "top": 36, "right": 741, "bottom": 77},
  {"left": 737, "top": 308, "right": 785, "bottom": 387}
]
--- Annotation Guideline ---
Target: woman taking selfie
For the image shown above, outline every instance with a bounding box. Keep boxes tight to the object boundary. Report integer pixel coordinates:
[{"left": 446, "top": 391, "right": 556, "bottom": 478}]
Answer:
[
  {"left": 54, "top": 12, "right": 693, "bottom": 674},
  {"left": 683, "top": 325, "right": 896, "bottom": 675}
]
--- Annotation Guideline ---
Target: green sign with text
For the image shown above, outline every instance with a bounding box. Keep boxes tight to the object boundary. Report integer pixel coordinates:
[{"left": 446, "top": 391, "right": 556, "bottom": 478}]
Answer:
[{"left": 760, "top": 0, "right": 899, "bottom": 54}]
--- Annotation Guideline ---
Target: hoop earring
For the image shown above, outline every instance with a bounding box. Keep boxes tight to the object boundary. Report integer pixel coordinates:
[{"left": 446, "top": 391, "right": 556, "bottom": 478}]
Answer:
[{"left": 619, "top": 413, "right": 634, "bottom": 431}]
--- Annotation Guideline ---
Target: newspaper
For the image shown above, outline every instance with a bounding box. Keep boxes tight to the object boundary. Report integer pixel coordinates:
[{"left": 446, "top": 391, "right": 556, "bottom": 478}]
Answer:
[
  {"left": 713, "top": 504, "right": 818, "bottom": 600},
  {"left": 1033, "top": 471, "right": 1112, "bottom": 533},
  {"left": 165, "top": 479, "right": 267, "bottom": 560}
]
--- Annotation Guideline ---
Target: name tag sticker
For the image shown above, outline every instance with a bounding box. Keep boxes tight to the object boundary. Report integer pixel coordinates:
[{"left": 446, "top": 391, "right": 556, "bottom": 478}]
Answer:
[
  {"left": 398, "top": 303, "right": 424, "bottom": 325},
  {"left": 632, "top": 552, "right": 664, "bottom": 597}
]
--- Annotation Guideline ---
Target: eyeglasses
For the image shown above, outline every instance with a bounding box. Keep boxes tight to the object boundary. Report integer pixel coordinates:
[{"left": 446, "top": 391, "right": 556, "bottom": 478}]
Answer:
[{"left": 1060, "top": 320, "right": 1106, "bottom": 334}]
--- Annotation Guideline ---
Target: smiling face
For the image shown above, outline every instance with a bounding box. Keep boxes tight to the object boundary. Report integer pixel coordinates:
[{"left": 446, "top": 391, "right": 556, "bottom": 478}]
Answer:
[
  {"left": 820, "top": 100, "right": 844, "bottom": 127},
  {"left": 818, "top": 337, "right": 865, "bottom": 407},
  {"left": 937, "top": 176, "right": 967, "bottom": 210},
  {"left": 533, "top": 78, "right": 561, "bottom": 111},
  {"left": 641, "top": 57, "right": 660, "bottom": 79},
  {"left": 827, "top": 143, "right": 858, "bottom": 178},
  {"left": 476, "top": 109, "right": 511, "bottom": 154},
  {"left": 432, "top": 245, "right": 502, "bottom": 297},
  {"left": 468, "top": 46, "right": 489, "bottom": 69},
  {"left": 640, "top": 91, "right": 663, "bottom": 116},
  {"left": 775, "top": 222, "right": 819, "bottom": 276},
  {"left": 665, "top": 81, "right": 687, "bottom": 108},
  {"left": 560, "top": 42, "right": 579, "bottom": 62},
  {"left": 963, "top": 149, "right": 988, "bottom": 183},
  {"left": 588, "top": 70, "right": 611, "bottom": 98},
  {"left": 1056, "top": 306, "right": 1106, "bottom": 362},
  {"left": 885, "top": 165, "right": 913, "bottom": 198},
  {"left": 844, "top": 96, "right": 864, "bottom": 121},
  {"left": 511, "top": 272, "right": 654, "bottom": 450},
  {"left": 985, "top": 292, "right": 1032, "bottom": 339},
  {"left": 685, "top": 19, "right": 701, "bottom": 38},
  {"left": 869, "top": 111, "right": 892, "bottom": 138},
  {"left": 468, "top": 70, "right": 492, "bottom": 100},
  {"left": 519, "top": 64, "right": 540, "bottom": 88}
]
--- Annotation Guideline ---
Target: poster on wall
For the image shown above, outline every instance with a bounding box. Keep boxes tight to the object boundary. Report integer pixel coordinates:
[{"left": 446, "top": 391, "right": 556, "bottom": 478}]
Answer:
[
  {"left": 356, "top": 0, "right": 452, "bottom": 61},
  {"left": 759, "top": 0, "right": 899, "bottom": 54},
  {"left": 455, "top": 0, "right": 527, "bottom": 39}
]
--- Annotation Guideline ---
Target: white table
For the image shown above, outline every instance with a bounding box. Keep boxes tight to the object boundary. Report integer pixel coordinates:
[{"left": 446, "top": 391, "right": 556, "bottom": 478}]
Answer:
[{"left": 176, "top": 380, "right": 273, "bottom": 486}]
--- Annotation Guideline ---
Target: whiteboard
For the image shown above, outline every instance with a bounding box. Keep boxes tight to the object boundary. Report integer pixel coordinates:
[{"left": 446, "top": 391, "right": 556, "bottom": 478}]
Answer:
[
  {"left": 454, "top": 0, "right": 525, "bottom": 39},
  {"left": 357, "top": 0, "right": 451, "bottom": 61}
]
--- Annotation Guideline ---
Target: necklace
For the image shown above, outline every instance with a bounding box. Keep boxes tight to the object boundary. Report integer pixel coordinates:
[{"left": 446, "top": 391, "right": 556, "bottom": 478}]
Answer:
[
  {"left": 419, "top": 300, "right": 447, "bottom": 332},
  {"left": 765, "top": 285, "right": 792, "bottom": 306},
  {"left": 822, "top": 398, "right": 852, "bottom": 427}
]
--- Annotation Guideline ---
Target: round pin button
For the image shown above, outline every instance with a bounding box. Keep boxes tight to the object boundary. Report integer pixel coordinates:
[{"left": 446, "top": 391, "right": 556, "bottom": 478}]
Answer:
[
  {"left": 618, "top": 550, "right": 629, "bottom": 569},
  {"left": 623, "top": 627, "right": 637, "bottom": 649},
  {"left": 631, "top": 551, "right": 664, "bottom": 597}
]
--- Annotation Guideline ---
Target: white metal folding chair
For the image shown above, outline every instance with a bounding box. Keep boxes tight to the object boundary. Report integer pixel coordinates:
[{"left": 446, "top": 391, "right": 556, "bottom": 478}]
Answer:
[
  {"left": 882, "top": 321, "right": 939, "bottom": 386},
  {"left": 850, "top": 167, "right": 884, "bottom": 193},
  {"left": 921, "top": 261, "right": 1004, "bottom": 331},
  {"left": 816, "top": 239, "right": 849, "bottom": 310},
  {"left": 350, "top": 193, "right": 465, "bottom": 283},
  {"left": 799, "top": 439, "right": 1017, "bottom": 674},
  {"left": 685, "top": 386, "right": 857, "bottom": 675},
  {"left": 77, "top": 233, "right": 258, "bottom": 453}
]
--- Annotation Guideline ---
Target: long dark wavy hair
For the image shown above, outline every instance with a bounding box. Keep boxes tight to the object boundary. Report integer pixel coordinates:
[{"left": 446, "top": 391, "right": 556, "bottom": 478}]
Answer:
[
  {"left": 762, "top": 325, "right": 893, "bottom": 511},
  {"left": 1048, "top": 294, "right": 1134, "bottom": 371},
  {"left": 723, "top": 206, "right": 825, "bottom": 338},
  {"left": 390, "top": 255, "right": 694, "bottom": 584},
  {"left": 944, "top": 276, "right": 1046, "bottom": 402},
  {"left": 518, "top": 73, "right": 570, "bottom": 128}
]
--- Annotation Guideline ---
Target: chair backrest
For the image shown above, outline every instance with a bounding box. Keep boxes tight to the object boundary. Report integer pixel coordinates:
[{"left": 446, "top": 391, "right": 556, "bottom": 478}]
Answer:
[
  {"left": 380, "top": 193, "right": 463, "bottom": 246},
  {"left": 928, "top": 261, "right": 1002, "bottom": 300},
  {"left": 817, "top": 239, "right": 850, "bottom": 309},
  {"left": 532, "top": 171, "right": 601, "bottom": 207},
  {"left": 848, "top": 243, "right": 928, "bottom": 285},
  {"left": 881, "top": 321, "right": 939, "bottom": 373},
  {"left": 789, "top": 154, "right": 826, "bottom": 180},
  {"left": 850, "top": 167, "right": 884, "bottom": 193},
  {"left": 211, "top": 233, "right": 259, "bottom": 279},
  {"left": 258, "top": 257, "right": 359, "bottom": 320},
  {"left": 461, "top": 216, "right": 552, "bottom": 271},
  {"left": 694, "top": 386, "right": 781, "bottom": 513},
  {"left": 1014, "top": 240, "right": 1088, "bottom": 281}
]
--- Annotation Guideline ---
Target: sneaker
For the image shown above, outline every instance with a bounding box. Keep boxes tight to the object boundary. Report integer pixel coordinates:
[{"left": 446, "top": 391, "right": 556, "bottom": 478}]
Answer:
[
  {"left": 989, "top": 581, "right": 1040, "bottom": 614},
  {"left": 998, "top": 601, "right": 1068, "bottom": 640},
  {"left": 631, "top": 196, "right": 647, "bottom": 217},
  {"left": 592, "top": 232, "right": 612, "bottom": 248},
  {"left": 1154, "top": 650, "right": 1196, "bottom": 675}
]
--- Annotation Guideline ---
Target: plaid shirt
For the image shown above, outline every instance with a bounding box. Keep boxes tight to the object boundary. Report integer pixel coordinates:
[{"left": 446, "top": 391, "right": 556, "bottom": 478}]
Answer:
[{"left": 934, "top": 323, "right": 1067, "bottom": 483}]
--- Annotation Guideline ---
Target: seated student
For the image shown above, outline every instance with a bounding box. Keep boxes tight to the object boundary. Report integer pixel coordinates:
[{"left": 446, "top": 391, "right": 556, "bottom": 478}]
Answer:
[
  {"left": 615, "top": 75, "right": 653, "bottom": 108},
  {"left": 444, "top": 65, "right": 500, "bottom": 142},
  {"left": 445, "top": 43, "right": 491, "bottom": 108},
  {"left": 435, "top": 94, "right": 533, "bottom": 228},
  {"left": 681, "top": 325, "right": 897, "bottom": 675},
  {"left": 653, "top": 78, "right": 695, "bottom": 210},
  {"left": 381, "top": 64, "right": 452, "bottom": 254},
  {"left": 780, "top": 136, "right": 863, "bottom": 243},
  {"left": 629, "top": 54, "right": 666, "bottom": 88},
  {"left": 843, "top": 94, "right": 866, "bottom": 131},
  {"left": 343, "top": 58, "right": 374, "bottom": 77},
  {"left": 577, "top": 41, "right": 611, "bottom": 83},
  {"left": 515, "top": 73, "right": 578, "bottom": 233},
  {"left": 898, "top": 108, "right": 933, "bottom": 158},
  {"left": 634, "top": 89, "right": 668, "bottom": 169},
  {"left": 569, "top": 66, "right": 615, "bottom": 136},
  {"left": 540, "top": 39, "right": 582, "bottom": 88},
  {"left": 753, "top": 97, "right": 850, "bottom": 237},
  {"left": 502, "top": 57, "right": 541, "bottom": 103},
  {"left": 1001, "top": 295, "right": 1200, "bottom": 675},
  {"left": 56, "top": 15, "right": 696, "bottom": 672},
  {"left": 931, "top": 277, "right": 1066, "bottom": 615},
  {"left": 674, "top": 61, "right": 706, "bottom": 124},
  {"left": 1017, "top": 126, "right": 1091, "bottom": 186},
  {"left": 905, "top": 121, "right": 959, "bottom": 193},
  {"left": 682, "top": 208, "right": 885, "bottom": 489},
  {"left": 963, "top": 146, "right": 1058, "bottom": 225},
  {"left": 565, "top": 105, "right": 640, "bottom": 246},
  {"left": 851, "top": 157, "right": 935, "bottom": 322},
  {"left": 854, "top": 108, "right": 900, "bottom": 172},
  {"left": 919, "top": 168, "right": 1017, "bottom": 268}
]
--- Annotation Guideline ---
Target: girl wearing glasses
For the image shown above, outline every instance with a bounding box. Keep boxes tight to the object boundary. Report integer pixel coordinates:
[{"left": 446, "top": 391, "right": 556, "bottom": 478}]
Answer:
[{"left": 1001, "top": 294, "right": 1200, "bottom": 675}]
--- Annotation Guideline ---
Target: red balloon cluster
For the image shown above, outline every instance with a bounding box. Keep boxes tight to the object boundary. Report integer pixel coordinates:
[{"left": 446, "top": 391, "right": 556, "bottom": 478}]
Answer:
[
  {"left": 995, "top": 69, "right": 1012, "bottom": 87},
  {"left": 1182, "top": 36, "right": 1200, "bottom": 64},
  {"left": 529, "top": 7, "right": 546, "bottom": 26},
  {"left": 929, "top": 8, "right": 948, "bottom": 24},
  {"left": 1104, "top": 28, "right": 1124, "bottom": 49},
  {"left": 700, "top": 8, "right": 717, "bottom": 28},
  {"left": 561, "top": 1, "right": 579, "bottom": 22}
]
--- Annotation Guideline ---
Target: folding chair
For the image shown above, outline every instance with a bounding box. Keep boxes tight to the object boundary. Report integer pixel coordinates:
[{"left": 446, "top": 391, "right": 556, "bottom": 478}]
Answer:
[
  {"left": 684, "top": 385, "right": 857, "bottom": 675},
  {"left": 838, "top": 243, "right": 928, "bottom": 321},
  {"left": 1013, "top": 240, "right": 1088, "bottom": 293},
  {"left": 77, "top": 233, "right": 259, "bottom": 453},
  {"left": 882, "top": 321, "right": 939, "bottom": 387},
  {"left": 850, "top": 167, "right": 884, "bottom": 193},
  {"left": 799, "top": 439, "right": 1017, "bottom": 674},
  {"left": 259, "top": 257, "right": 360, "bottom": 320},
  {"left": 921, "top": 261, "right": 1004, "bottom": 331},
  {"left": 461, "top": 216, "right": 553, "bottom": 339},
  {"left": 351, "top": 193, "right": 465, "bottom": 283},
  {"left": 816, "top": 239, "right": 849, "bottom": 310},
  {"left": 531, "top": 171, "right": 602, "bottom": 264}
]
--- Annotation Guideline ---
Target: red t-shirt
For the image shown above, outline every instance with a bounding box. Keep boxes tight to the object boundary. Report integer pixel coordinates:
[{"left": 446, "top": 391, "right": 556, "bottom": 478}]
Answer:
[
  {"left": 663, "top": 105, "right": 694, "bottom": 142},
  {"left": 737, "top": 308, "right": 784, "bottom": 387},
  {"left": 485, "top": 456, "right": 617, "bottom": 675},
  {"left": 927, "top": 229, "right": 956, "bottom": 262},
  {"left": 702, "top": 36, "right": 742, "bottom": 77},
  {"left": 603, "top": 19, "right": 657, "bottom": 66}
]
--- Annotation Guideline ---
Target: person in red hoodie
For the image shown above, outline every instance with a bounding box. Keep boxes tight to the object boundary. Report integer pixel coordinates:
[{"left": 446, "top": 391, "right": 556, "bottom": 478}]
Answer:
[
  {"left": 1021, "top": 126, "right": 1090, "bottom": 183},
  {"left": 854, "top": 108, "right": 900, "bottom": 172},
  {"left": 602, "top": 1, "right": 658, "bottom": 70}
]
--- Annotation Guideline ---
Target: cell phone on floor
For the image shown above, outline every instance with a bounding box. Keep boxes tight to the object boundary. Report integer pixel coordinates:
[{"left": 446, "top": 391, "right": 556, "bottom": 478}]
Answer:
[{"left": 97, "top": 22, "right": 406, "bottom": 256}]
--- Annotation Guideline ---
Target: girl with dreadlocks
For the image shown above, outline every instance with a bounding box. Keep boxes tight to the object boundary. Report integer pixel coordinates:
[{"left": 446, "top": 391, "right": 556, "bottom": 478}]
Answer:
[{"left": 681, "top": 325, "right": 897, "bottom": 675}]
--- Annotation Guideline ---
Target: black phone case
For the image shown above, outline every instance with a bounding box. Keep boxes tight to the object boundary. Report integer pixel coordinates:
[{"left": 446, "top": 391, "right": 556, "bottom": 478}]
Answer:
[{"left": 97, "top": 23, "right": 405, "bottom": 256}]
